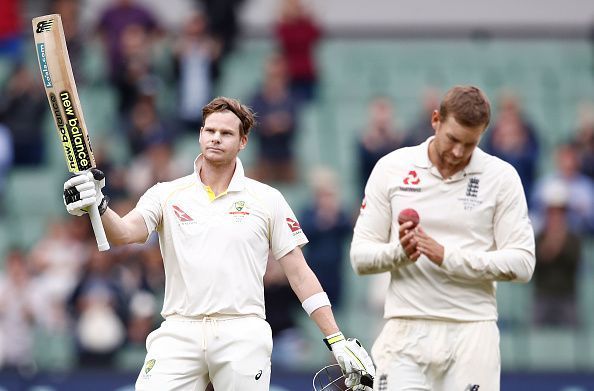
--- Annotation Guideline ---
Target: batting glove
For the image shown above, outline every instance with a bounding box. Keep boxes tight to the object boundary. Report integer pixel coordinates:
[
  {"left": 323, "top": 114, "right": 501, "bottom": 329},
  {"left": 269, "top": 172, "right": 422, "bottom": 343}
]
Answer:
[
  {"left": 324, "top": 332, "right": 375, "bottom": 390},
  {"left": 63, "top": 168, "right": 109, "bottom": 216}
]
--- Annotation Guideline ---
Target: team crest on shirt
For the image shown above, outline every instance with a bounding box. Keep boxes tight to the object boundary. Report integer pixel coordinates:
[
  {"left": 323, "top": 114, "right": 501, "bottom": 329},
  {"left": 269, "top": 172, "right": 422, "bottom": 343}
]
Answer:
[
  {"left": 458, "top": 176, "right": 483, "bottom": 211},
  {"left": 229, "top": 200, "right": 251, "bottom": 222}
]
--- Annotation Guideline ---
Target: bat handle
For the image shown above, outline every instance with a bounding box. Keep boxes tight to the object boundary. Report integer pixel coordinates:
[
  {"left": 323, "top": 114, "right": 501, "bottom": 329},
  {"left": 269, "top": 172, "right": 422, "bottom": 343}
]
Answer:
[{"left": 88, "top": 202, "right": 110, "bottom": 251}]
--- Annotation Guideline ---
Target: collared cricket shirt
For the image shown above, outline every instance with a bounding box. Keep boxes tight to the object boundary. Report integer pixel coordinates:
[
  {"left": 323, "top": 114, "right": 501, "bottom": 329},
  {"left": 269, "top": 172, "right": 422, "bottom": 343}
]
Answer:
[
  {"left": 135, "top": 157, "right": 308, "bottom": 319},
  {"left": 351, "top": 137, "right": 535, "bottom": 321}
]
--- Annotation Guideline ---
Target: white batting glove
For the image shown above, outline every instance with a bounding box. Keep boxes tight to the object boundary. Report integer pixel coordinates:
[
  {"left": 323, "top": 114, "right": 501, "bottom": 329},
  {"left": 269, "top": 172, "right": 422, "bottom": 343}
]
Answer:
[
  {"left": 63, "top": 168, "right": 108, "bottom": 216},
  {"left": 324, "top": 332, "right": 375, "bottom": 390}
]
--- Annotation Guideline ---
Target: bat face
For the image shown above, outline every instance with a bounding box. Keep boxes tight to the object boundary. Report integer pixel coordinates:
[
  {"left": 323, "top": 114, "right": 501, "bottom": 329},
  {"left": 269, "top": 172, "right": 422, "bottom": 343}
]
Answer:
[{"left": 33, "top": 14, "right": 95, "bottom": 173}]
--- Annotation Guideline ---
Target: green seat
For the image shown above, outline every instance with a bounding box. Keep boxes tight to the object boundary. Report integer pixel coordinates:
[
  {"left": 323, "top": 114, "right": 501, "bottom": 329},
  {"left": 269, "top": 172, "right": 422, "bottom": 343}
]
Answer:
[
  {"left": 5, "top": 168, "right": 63, "bottom": 220},
  {"left": 527, "top": 328, "right": 580, "bottom": 370},
  {"left": 497, "top": 282, "right": 533, "bottom": 329},
  {"left": 500, "top": 329, "right": 531, "bottom": 370}
]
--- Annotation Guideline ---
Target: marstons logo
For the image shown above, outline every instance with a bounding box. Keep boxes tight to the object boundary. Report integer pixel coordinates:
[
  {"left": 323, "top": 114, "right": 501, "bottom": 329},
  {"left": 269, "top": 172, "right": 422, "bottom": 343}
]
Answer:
[
  {"left": 172, "top": 205, "right": 193, "bottom": 222},
  {"left": 286, "top": 218, "right": 302, "bottom": 233},
  {"left": 36, "top": 19, "right": 54, "bottom": 33}
]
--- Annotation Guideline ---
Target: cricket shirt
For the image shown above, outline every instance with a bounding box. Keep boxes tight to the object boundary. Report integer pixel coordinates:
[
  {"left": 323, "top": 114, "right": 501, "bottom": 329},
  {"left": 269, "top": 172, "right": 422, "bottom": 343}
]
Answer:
[
  {"left": 135, "top": 156, "right": 308, "bottom": 319},
  {"left": 351, "top": 137, "right": 535, "bottom": 321}
]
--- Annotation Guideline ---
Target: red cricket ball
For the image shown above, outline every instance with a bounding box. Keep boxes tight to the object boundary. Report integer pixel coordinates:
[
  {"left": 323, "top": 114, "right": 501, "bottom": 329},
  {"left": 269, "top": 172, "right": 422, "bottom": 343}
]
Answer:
[{"left": 398, "top": 208, "right": 420, "bottom": 227}]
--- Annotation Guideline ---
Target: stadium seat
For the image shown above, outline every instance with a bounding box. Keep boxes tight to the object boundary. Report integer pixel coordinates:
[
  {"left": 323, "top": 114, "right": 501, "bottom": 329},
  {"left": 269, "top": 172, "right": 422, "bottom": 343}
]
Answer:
[{"left": 527, "top": 328, "right": 581, "bottom": 370}]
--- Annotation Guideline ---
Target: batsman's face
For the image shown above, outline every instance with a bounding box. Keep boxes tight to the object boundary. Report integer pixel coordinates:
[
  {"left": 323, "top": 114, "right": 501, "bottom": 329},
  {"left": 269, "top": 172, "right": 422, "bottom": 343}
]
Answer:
[
  {"left": 431, "top": 111, "right": 485, "bottom": 173},
  {"left": 199, "top": 111, "right": 247, "bottom": 165}
]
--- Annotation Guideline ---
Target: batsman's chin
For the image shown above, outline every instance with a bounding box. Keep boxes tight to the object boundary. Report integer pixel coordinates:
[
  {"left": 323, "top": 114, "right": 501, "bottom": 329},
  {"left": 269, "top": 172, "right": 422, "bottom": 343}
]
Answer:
[{"left": 203, "top": 150, "right": 232, "bottom": 164}]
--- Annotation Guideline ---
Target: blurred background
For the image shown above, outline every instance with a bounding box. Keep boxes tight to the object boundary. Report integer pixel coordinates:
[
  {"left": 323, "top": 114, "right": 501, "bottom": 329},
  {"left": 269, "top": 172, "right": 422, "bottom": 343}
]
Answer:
[{"left": 1, "top": 0, "right": 594, "bottom": 389}]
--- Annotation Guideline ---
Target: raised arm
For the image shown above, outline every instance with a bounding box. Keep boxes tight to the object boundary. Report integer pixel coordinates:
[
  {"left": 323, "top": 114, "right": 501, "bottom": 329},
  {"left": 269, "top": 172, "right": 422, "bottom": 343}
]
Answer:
[
  {"left": 101, "top": 208, "right": 149, "bottom": 245},
  {"left": 63, "top": 169, "right": 150, "bottom": 246}
]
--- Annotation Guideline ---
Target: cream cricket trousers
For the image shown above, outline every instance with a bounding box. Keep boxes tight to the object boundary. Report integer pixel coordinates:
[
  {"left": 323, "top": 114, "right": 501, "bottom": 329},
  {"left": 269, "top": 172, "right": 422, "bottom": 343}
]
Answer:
[
  {"left": 371, "top": 318, "right": 500, "bottom": 391},
  {"left": 135, "top": 315, "right": 273, "bottom": 391}
]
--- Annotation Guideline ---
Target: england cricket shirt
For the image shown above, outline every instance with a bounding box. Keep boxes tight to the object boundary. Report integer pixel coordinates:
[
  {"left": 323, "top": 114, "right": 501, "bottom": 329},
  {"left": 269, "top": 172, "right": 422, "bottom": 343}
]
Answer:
[
  {"left": 351, "top": 137, "right": 535, "bottom": 321},
  {"left": 135, "top": 156, "right": 308, "bottom": 318}
]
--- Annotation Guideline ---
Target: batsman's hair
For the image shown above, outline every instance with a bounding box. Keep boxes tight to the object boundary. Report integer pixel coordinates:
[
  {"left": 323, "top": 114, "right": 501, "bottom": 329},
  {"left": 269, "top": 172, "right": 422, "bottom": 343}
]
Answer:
[
  {"left": 439, "top": 85, "right": 491, "bottom": 129},
  {"left": 202, "top": 96, "right": 256, "bottom": 137}
]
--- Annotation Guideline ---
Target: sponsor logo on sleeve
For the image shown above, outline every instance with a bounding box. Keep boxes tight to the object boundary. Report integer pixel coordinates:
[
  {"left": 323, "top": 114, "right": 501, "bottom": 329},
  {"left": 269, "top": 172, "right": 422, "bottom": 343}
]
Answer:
[{"left": 286, "top": 218, "right": 302, "bottom": 234}]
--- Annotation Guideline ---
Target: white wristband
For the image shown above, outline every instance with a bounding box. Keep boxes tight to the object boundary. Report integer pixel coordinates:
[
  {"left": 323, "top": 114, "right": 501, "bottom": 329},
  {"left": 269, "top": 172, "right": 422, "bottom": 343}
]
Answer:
[{"left": 302, "top": 292, "right": 331, "bottom": 316}]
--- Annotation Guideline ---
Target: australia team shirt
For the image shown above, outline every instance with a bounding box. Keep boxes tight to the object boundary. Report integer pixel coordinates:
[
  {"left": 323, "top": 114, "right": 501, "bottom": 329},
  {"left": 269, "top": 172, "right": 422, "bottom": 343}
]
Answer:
[{"left": 135, "top": 157, "right": 308, "bottom": 319}]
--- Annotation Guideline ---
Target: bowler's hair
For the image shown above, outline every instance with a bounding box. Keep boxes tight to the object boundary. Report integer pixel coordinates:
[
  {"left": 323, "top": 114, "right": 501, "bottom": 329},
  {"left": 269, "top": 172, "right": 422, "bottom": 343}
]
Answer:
[
  {"left": 439, "top": 86, "right": 491, "bottom": 128},
  {"left": 202, "top": 97, "right": 256, "bottom": 137}
]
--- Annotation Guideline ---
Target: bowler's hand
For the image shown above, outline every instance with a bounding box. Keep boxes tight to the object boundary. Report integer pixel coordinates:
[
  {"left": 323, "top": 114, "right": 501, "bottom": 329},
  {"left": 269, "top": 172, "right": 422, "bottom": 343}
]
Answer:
[
  {"left": 414, "top": 226, "right": 444, "bottom": 265},
  {"left": 399, "top": 221, "right": 420, "bottom": 261}
]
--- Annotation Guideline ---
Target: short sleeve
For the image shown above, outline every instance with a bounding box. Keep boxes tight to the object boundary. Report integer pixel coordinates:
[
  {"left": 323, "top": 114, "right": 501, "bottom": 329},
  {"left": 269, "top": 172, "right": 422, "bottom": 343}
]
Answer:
[
  {"left": 135, "top": 183, "right": 163, "bottom": 234},
  {"left": 270, "top": 190, "right": 308, "bottom": 260}
]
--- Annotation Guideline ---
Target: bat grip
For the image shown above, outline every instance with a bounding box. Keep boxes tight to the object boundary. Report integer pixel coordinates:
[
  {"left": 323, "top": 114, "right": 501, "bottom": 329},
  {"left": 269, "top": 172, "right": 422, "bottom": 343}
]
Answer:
[
  {"left": 361, "top": 373, "right": 374, "bottom": 387},
  {"left": 88, "top": 202, "right": 110, "bottom": 251}
]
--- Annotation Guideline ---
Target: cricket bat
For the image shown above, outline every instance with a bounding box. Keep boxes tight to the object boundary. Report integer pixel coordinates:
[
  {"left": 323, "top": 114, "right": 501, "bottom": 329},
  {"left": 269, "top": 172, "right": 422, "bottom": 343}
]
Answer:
[{"left": 32, "top": 14, "right": 110, "bottom": 251}]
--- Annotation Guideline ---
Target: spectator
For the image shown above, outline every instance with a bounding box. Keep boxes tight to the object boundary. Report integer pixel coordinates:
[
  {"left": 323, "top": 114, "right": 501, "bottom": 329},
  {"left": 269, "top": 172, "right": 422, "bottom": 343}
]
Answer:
[
  {"left": 124, "top": 95, "right": 172, "bottom": 156},
  {"left": 405, "top": 87, "right": 441, "bottom": 146},
  {"left": 96, "top": 0, "right": 161, "bottom": 84},
  {"left": 126, "top": 290, "right": 158, "bottom": 346},
  {"left": 484, "top": 90, "right": 540, "bottom": 204},
  {"left": 0, "top": 248, "right": 36, "bottom": 371},
  {"left": 263, "top": 253, "right": 304, "bottom": 370},
  {"left": 275, "top": 0, "right": 321, "bottom": 104},
  {"left": 299, "top": 167, "right": 351, "bottom": 308},
  {"left": 532, "top": 180, "right": 582, "bottom": 328},
  {"left": 0, "top": 63, "right": 46, "bottom": 166},
  {"left": 357, "top": 96, "right": 408, "bottom": 193},
  {"left": 572, "top": 101, "right": 594, "bottom": 180},
  {"left": 52, "top": 0, "right": 85, "bottom": 82},
  {"left": 68, "top": 250, "right": 127, "bottom": 368},
  {"left": 249, "top": 53, "right": 300, "bottom": 183},
  {"left": 198, "top": 0, "right": 245, "bottom": 83},
  {"left": 0, "top": 0, "right": 23, "bottom": 60},
  {"left": 173, "top": 11, "right": 219, "bottom": 133},
  {"left": 29, "top": 218, "right": 91, "bottom": 331},
  {"left": 0, "top": 124, "right": 12, "bottom": 215},
  {"left": 531, "top": 143, "right": 594, "bottom": 235},
  {"left": 112, "top": 23, "right": 162, "bottom": 118},
  {"left": 126, "top": 139, "right": 184, "bottom": 197}
]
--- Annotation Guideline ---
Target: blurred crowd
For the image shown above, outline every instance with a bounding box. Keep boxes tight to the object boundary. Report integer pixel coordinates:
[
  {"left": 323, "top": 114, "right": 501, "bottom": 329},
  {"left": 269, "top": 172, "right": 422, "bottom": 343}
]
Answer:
[{"left": 0, "top": 0, "right": 594, "bottom": 375}]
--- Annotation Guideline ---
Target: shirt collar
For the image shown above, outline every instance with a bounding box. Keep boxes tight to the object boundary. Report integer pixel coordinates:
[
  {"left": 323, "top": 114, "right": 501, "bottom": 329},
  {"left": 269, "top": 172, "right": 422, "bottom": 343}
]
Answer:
[
  {"left": 193, "top": 154, "right": 246, "bottom": 192},
  {"left": 413, "top": 136, "right": 486, "bottom": 175}
]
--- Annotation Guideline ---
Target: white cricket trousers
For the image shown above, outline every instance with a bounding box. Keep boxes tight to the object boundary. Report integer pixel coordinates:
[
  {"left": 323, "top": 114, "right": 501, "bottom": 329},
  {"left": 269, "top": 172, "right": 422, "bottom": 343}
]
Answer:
[
  {"left": 371, "top": 318, "right": 500, "bottom": 391},
  {"left": 135, "top": 315, "right": 273, "bottom": 391}
]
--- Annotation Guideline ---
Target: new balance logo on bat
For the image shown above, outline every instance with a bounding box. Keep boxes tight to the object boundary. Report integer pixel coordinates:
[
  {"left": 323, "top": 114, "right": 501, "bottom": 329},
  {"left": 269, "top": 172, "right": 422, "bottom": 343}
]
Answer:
[{"left": 36, "top": 19, "right": 54, "bottom": 33}]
